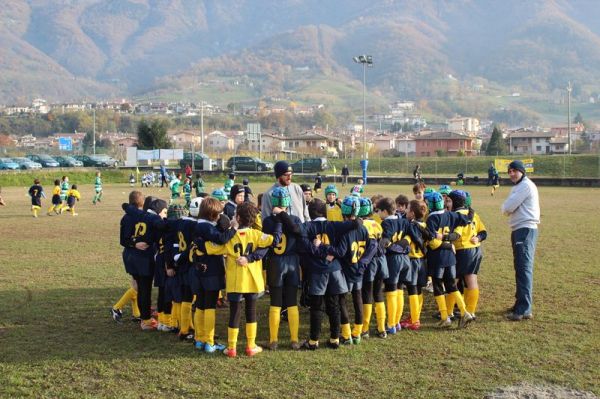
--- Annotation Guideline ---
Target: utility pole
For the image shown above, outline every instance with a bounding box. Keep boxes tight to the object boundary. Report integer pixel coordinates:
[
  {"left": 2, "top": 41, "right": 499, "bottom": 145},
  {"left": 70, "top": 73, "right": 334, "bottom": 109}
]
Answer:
[
  {"left": 92, "top": 106, "right": 96, "bottom": 155},
  {"left": 567, "top": 82, "right": 572, "bottom": 155},
  {"left": 201, "top": 101, "right": 205, "bottom": 155}
]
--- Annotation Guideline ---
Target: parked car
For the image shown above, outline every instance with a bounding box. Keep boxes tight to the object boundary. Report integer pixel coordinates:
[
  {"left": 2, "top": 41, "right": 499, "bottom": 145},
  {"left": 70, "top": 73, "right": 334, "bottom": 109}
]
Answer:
[
  {"left": 226, "top": 156, "right": 273, "bottom": 172},
  {"left": 179, "top": 152, "right": 217, "bottom": 170},
  {"left": 290, "top": 157, "right": 328, "bottom": 173},
  {"left": 0, "top": 158, "right": 20, "bottom": 170},
  {"left": 26, "top": 154, "right": 60, "bottom": 168},
  {"left": 54, "top": 155, "right": 84, "bottom": 167},
  {"left": 12, "top": 157, "right": 42, "bottom": 170},
  {"left": 74, "top": 154, "right": 118, "bottom": 167}
]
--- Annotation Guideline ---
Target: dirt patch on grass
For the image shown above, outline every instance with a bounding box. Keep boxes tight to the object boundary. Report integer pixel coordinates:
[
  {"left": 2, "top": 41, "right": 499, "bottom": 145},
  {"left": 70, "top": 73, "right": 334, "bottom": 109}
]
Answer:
[{"left": 485, "top": 383, "right": 597, "bottom": 398}]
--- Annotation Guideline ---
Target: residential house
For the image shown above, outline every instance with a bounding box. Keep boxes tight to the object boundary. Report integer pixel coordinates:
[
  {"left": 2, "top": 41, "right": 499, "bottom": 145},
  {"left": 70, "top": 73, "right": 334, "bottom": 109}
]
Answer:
[
  {"left": 281, "top": 131, "right": 343, "bottom": 157},
  {"left": 394, "top": 135, "right": 417, "bottom": 155},
  {"left": 447, "top": 117, "right": 480, "bottom": 136},
  {"left": 506, "top": 129, "right": 555, "bottom": 155},
  {"left": 414, "top": 131, "right": 475, "bottom": 156},
  {"left": 207, "top": 131, "right": 235, "bottom": 152},
  {"left": 373, "top": 134, "right": 396, "bottom": 152},
  {"left": 168, "top": 129, "right": 200, "bottom": 147}
]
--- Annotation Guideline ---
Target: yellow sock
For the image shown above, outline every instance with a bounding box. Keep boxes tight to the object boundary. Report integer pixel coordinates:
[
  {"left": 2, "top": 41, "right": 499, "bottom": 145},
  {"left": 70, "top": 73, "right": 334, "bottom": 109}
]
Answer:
[
  {"left": 341, "top": 323, "right": 351, "bottom": 340},
  {"left": 228, "top": 327, "right": 239, "bottom": 350},
  {"left": 287, "top": 306, "right": 299, "bottom": 343},
  {"left": 418, "top": 293, "right": 424, "bottom": 317},
  {"left": 269, "top": 306, "right": 281, "bottom": 343},
  {"left": 396, "top": 289, "right": 405, "bottom": 325},
  {"left": 70, "top": 206, "right": 76, "bottom": 215},
  {"left": 374, "top": 302, "right": 386, "bottom": 333},
  {"left": 204, "top": 309, "right": 216, "bottom": 345},
  {"left": 157, "top": 312, "right": 164, "bottom": 324},
  {"left": 180, "top": 302, "right": 192, "bottom": 333},
  {"left": 131, "top": 291, "right": 140, "bottom": 318},
  {"left": 362, "top": 303, "right": 373, "bottom": 333},
  {"left": 33, "top": 207, "right": 38, "bottom": 217},
  {"left": 409, "top": 294, "right": 420, "bottom": 324},
  {"left": 48, "top": 205, "right": 55, "bottom": 213},
  {"left": 246, "top": 322, "right": 257, "bottom": 349},
  {"left": 194, "top": 309, "right": 205, "bottom": 342},
  {"left": 171, "top": 302, "right": 181, "bottom": 330},
  {"left": 446, "top": 293, "right": 456, "bottom": 317},
  {"left": 385, "top": 291, "right": 398, "bottom": 328},
  {"left": 113, "top": 287, "right": 136, "bottom": 310},
  {"left": 351, "top": 323, "right": 363, "bottom": 338},
  {"left": 451, "top": 290, "right": 467, "bottom": 316},
  {"left": 164, "top": 312, "right": 172, "bottom": 328},
  {"left": 465, "top": 288, "right": 479, "bottom": 315},
  {"left": 435, "top": 295, "right": 448, "bottom": 321}
]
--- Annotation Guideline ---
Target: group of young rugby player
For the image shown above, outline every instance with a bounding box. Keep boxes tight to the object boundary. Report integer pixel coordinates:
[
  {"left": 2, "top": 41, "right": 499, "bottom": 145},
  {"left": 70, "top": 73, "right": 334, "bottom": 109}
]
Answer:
[{"left": 113, "top": 169, "right": 486, "bottom": 357}]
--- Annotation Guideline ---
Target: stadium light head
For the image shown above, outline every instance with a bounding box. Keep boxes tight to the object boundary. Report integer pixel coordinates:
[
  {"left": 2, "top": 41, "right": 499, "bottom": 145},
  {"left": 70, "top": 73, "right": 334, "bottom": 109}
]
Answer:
[{"left": 353, "top": 55, "right": 373, "bottom": 66}]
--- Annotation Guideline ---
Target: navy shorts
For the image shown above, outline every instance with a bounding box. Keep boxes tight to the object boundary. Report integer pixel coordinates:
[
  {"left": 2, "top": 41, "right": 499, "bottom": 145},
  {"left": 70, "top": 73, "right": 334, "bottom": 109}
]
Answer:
[
  {"left": 385, "top": 253, "right": 410, "bottom": 286},
  {"left": 429, "top": 263, "right": 457, "bottom": 280},
  {"left": 364, "top": 255, "right": 389, "bottom": 282},
  {"left": 154, "top": 254, "right": 166, "bottom": 287},
  {"left": 413, "top": 258, "right": 428, "bottom": 287},
  {"left": 165, "top": 274, "right": 182, "bottom": 303},
  {"left": 227, "top": 293, "right": 258, "bottom": 302},
  {"left": 123, "top": 249, "right": 154, "bottom": 277},
  {"left": 309, "top": 270, "right": 349, "bottom": 296},
  {"left": 189, "top": 265, "right": 225, "bottom": 293},
  {"left": 52, "top": 194, "right": 61, "bottom": 205},
  {"left": 267, "top": 255, "right": 300, "bottom": 288},
  {"left": 456, "top": 247, "right": 483, "bottom": 277}
]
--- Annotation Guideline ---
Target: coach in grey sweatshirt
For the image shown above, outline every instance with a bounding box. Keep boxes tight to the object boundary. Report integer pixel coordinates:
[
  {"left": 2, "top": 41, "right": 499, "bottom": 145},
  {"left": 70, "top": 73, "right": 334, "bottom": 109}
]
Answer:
[
  {"left": 501, "top": 160, "right": 540, "bottom": 321},
  {"left": 262, "top": 160, "right": 310, "bottom": 223}
]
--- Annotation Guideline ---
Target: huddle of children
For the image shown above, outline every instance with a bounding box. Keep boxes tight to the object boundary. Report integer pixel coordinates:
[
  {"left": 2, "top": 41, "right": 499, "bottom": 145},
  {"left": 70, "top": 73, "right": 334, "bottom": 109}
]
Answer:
[{"left": 112, "top": 179, "right": 487, "bottom": 358}]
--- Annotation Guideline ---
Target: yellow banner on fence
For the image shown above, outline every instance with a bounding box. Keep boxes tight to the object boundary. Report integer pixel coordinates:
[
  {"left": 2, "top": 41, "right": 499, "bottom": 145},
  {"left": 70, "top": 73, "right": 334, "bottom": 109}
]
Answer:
[{"left": 495, "top": 159, "right": 534, "bottom": 173}]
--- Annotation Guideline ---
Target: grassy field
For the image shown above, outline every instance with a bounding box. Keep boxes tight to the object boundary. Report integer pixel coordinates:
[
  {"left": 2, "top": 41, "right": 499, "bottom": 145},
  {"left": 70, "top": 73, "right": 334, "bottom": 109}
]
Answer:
[{"left": 0, "top": 182, "right": 599, "bottom": 398}]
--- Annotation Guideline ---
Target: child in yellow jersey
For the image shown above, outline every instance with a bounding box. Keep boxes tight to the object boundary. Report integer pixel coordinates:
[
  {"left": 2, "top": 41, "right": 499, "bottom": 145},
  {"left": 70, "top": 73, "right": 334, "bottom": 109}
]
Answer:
[
  {"left": 324, "top": 184, "right": 343, "bottom": 221},
  {"left": 48, "top": 179, "right": 62, "bottom": 215},
  {"left": 65, "top": 184, "right": 81, "bottom": 216},
  {"left": 199, "top": 202, "right": 282, "bottom": 358},
  {"left": 448, "top": 191, "right": 486, "bottom": 318}
]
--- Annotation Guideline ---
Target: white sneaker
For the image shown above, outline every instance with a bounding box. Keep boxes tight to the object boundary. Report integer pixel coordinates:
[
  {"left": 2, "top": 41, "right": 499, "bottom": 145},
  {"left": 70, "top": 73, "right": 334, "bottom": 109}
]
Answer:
[
  {"left": 157, "top": 323, "right": 172, "bottom": 332},
  {"left": 437, "top": 317, "right": 452, "bottom": 328},
  {"left": 459, "top": 312, "right": 474, "bottom": 328}
]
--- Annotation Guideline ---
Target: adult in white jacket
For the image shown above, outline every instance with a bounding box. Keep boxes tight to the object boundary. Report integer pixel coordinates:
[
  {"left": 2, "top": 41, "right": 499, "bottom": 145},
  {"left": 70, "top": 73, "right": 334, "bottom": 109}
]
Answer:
[{"left": 501, "top": 160, "right": 540, "bottom": 321}]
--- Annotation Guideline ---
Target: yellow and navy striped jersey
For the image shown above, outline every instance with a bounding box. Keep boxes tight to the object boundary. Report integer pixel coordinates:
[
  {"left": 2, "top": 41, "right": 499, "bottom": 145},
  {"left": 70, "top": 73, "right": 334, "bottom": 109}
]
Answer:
[
  {"left": 204, "top": 228, "right": 274, "bottom": 293},
  {"left": 67, "top": 189, "right": 81, "bottom": 201},
  {"left": 372, "top": 213, "right": 382, "bottom": 225},
  {"left": 52, "top": 186, "right": 61, "bottom": 196},
  {"left": 408, "top": 220, "right": 426, "bottom": 259},
  {"left": 253, "top": 212, "right": 263, "bottom": 231},
  {"left": 362, "top": 219, "right": 383, "bottom": 240},
  {"left": 454, "top": 209, "right": 486, "bottom": 250},
  {"left": 326, "top": 203, "right": 343, "bottom": 222}
]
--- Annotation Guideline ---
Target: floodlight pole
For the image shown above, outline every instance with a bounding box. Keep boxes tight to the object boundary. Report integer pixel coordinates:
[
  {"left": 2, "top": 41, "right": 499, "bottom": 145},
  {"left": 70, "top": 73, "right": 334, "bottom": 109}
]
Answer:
[
  {"left": 92, "top": 106, "right": 96, "bottom": 155},
  {"left": 567, "top": 82, "right": 572, "bottom": 155}
]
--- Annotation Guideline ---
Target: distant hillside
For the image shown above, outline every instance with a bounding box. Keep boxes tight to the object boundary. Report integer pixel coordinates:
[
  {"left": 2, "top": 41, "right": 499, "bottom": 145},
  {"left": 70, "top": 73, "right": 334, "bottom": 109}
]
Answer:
[{"left": 2, "top": 0, "right": 600, "bottom": 123}]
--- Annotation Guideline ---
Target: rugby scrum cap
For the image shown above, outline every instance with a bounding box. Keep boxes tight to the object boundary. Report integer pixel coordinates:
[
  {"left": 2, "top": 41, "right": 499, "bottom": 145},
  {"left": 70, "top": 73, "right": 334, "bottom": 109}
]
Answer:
[
  {"left": 271, "top": 186, "right": 291, "bottom": 208},
  {"left": 300, "top": 183, "right": 312, "bottom": 193},
  {"left": 438, "top": 185, "right": 452, "bottom": 196},
  {"left": 425, "top": 191, "right": 444, "bottom": 212},
  {"left": 448, "top": 190, "right": 467, "bottom": 209},
  {"left": 324, "top": 184, "right": 338, "bottom": 196},
  {"left": 188, "top": 197, "right": 203, "bottom": 218},
  {"left": 358, "top": 197, "right": 372, "bottom": 217},
  {"left": 341, "top": 195, "right": 360, "bottom": 217},
  {"left": 211, "top": 188, "right": 227, "bottom": 201},
  {"left": 229, "top": 184, "right": 245, "bottom": 201},
  {"left": 274, "top": 160, "right": 292, "bottom": 178}
]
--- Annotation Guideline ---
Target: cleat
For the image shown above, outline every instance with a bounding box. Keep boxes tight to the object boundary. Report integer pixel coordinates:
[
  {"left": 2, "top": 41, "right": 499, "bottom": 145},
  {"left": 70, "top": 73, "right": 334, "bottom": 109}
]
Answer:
[
  {"left": 204, "top": 343, "right": 226, "bottom": 353},
  {"left": 110, "top": 308, "right": 123, "bottom": 323},
  {"left": 459, "top": 312, "right": 474, "bottom": 328},
  {"left": 385, "top": 326, "right": 397, "bottom": 335},
  {"left": 523, "top": 313, "right": 533, "bottom": 320},
  {"left": 245, "top": 345, "right": 263, "bottom": 357},
  {"left": 425, "top": 281, "right": 434, "bottom": 293},
  {"left": 326, "top": 340, "right": 340, "bottom": 350},
  {"left": 290, "top": 341, "right": 301, "bottom": 351},
  {"left": 437, "top": 317, "right": 452, "bottom": 328},
  {"left": 300, "top": 340, "right": 318, "bottom": 350},
  {"left": 351, "top": 335, "right": 361, "bottom": 345},
  {"left": 157, "top": 323, "right": 172, "bottom": 332},
  {"left": 140, "top": 319, "right": 158, "bottom": 331},
  {"left": 360, "top": 331, "right": 370, "bottom": 339},
  {"left": 194, "top": 341, "right": 205, "bottom": 351},
  {"left": 406, "top": 321, "right": 421, "bottom": 331},
  {"left": 179, "top": 331, "right": 195, "bottom": 342},
  {"left": 400, "top": 316, "right": 412, "bottom": 329},
  {"left": 339, "top": 336, "right": 353, "bottom": 346},
  {"left": 375, "top": 330, "right": 388, "bottom": 339},
  {"left": 505, "top": 312, "right": 524, "bottom": 321},
  {"left": 280, "top": 308, "right": 288, "bottom": 322},
  {"left": 268, "top": 342, "right": 278, "bottom": 351},
  {"left": 131, "top": 316, "right": 141, "bottom": 323},
  {"left": 396, "top": 323, "right": 402, "bottom": 331},
  {"left": 223, "top": 348, "right": 237, "bottom": 358}
]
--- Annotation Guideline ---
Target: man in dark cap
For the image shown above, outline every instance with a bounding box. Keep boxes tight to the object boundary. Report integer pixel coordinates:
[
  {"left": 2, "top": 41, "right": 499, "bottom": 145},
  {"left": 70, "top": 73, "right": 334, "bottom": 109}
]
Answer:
[
  {"left": 501, "top": 160, "right": 540, "bottom": 321},
  {"left": 262, "top": 160, "right": 310, "bottom": 222}
]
